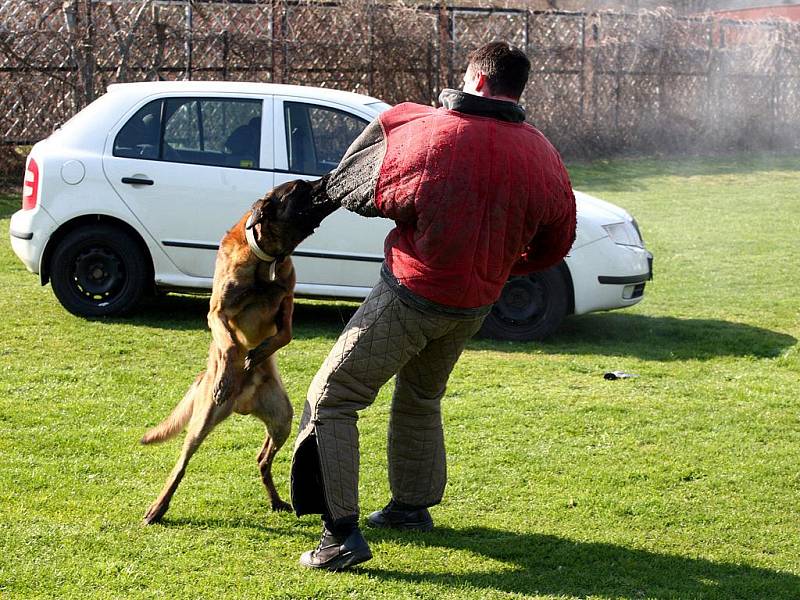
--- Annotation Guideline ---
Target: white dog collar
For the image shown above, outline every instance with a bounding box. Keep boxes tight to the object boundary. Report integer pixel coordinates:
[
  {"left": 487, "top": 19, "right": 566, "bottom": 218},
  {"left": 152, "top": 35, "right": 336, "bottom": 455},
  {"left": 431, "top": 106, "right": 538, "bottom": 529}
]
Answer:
[{"left": 245, "top": 212, "right": 279, "bottom": 281}]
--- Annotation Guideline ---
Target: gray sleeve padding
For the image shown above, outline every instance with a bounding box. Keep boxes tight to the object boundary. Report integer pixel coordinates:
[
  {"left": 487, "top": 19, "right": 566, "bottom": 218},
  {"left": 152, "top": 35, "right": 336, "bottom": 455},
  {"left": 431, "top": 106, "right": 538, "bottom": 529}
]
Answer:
[{"left": 325, "top": 118, "right": 386, "bottom": 218}]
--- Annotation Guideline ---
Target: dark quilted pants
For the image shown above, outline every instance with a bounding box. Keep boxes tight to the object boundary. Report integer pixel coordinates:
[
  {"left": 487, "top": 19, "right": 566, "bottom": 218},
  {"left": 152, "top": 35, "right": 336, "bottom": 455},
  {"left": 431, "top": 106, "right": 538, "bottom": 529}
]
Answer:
[{"left": 291, "top": 278, "right": 484, "bottom": 522}]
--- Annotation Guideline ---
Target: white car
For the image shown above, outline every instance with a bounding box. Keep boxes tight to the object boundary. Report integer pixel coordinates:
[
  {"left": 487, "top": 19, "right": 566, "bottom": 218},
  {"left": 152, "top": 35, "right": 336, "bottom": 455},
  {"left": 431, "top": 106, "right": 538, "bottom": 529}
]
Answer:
[{"left": 9, "top": 81, "right": 652, "bottom": 340}]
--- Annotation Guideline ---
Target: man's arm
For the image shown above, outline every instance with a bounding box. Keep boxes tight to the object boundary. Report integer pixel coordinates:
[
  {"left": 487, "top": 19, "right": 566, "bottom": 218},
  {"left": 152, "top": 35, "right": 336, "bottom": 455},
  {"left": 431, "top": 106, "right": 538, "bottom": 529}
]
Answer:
[
  {"left": 325, "top": 118, "right": 386, "bottom": 218},
  {"left": 324, "top": 110, "right": 417, "bottom": 224},
  {"left": 511, "top": 189, "right": 577, "bottom": 275}
]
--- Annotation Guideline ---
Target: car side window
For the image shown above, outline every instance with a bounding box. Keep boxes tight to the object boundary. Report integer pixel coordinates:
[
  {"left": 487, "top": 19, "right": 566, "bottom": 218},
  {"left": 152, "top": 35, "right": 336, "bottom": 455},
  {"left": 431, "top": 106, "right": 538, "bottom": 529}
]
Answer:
[
  {"left": 113, "top": 100, "right": 162, "bottom": 159},
  {"left": 284, "top": 102, "right": 367, "bottom": 176},
  {"left": 163, "top": 99, "right": 201, "bottom": 153},
  {"left": 113, "top": 97, "right": 262, "bottom": 169},
  {"left": 163, "top": 98, "right": 262, "bottom": 169}
]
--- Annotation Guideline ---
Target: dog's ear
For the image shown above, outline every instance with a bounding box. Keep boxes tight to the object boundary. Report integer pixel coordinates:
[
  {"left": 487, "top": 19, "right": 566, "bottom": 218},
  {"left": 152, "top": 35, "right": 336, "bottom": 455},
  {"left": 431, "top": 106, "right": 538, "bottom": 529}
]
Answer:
[
  {"left": 247, "top": 205, "right": 261, "bottom": 229},
  {"left": 248, "top": 195, "right": 279, "bottom": 228}
]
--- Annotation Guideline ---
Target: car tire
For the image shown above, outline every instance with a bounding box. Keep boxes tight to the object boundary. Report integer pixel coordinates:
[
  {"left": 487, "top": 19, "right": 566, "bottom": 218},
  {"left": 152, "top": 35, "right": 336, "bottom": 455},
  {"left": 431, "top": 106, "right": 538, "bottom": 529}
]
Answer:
[
  {"left": 479, "top": 266, "right": 569, "bottom": 341},
  {"left": 50, "top": 224, "right": 149, "bottom": 317}
]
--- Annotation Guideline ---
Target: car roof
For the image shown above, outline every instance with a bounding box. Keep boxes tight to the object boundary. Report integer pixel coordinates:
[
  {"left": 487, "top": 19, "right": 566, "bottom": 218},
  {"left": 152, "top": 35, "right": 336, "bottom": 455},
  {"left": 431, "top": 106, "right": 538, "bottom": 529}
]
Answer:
[{"left": 106, "top": 81, "right": 385, "bottom": 106}]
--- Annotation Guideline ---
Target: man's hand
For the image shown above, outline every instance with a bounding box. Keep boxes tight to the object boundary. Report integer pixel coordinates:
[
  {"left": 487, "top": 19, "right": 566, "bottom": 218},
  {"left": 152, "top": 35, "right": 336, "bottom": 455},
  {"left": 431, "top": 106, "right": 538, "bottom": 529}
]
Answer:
[{"left": 243, "top": 295, "right": 294, "bottom": 372}]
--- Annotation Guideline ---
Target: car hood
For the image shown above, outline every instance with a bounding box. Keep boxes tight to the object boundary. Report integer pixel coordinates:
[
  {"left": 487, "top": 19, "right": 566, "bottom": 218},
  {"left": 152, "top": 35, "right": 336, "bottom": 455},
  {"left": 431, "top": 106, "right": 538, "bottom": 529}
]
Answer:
[{"left": 573, "top": 190, "right": 634, "bottom": 249}]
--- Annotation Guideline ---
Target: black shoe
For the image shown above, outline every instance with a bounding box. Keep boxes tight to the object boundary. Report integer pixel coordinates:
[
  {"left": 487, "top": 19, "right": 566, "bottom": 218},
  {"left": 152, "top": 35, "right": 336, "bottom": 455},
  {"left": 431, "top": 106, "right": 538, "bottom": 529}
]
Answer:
[
  {"left": 299, "top": 527, "right": 372, "bottom": 571},
  {"left": 366, "top": 499, "right": 434, "bottom": 531}
]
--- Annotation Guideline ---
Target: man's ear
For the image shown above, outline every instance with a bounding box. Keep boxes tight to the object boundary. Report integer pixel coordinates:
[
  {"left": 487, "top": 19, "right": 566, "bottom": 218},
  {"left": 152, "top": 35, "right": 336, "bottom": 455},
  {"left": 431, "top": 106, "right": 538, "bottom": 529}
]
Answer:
[{"left": 474, "top": 71, "right": 489, "bottom": 93}]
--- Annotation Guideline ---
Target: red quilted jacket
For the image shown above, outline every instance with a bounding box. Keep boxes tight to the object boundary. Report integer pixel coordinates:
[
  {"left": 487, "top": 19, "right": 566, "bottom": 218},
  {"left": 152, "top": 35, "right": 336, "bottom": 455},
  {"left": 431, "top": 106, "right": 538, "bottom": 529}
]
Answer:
[{"left": 326, "top": 90, "right": 577, "bottom": 309}]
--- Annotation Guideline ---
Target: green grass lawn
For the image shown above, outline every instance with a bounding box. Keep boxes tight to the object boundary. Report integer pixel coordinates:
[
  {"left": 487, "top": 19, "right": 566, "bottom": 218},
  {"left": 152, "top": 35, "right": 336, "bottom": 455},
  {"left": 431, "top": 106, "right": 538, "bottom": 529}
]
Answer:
[{"left": 1, "top": 153, "right": 798, "bottom": 599}]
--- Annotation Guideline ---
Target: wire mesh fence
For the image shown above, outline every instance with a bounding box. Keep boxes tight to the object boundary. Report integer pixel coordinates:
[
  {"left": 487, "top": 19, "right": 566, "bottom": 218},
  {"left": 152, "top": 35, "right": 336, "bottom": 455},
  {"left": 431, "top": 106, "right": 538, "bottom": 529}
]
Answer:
[{"left": 1, "top": 0, "right": 799, "bottom": 159}]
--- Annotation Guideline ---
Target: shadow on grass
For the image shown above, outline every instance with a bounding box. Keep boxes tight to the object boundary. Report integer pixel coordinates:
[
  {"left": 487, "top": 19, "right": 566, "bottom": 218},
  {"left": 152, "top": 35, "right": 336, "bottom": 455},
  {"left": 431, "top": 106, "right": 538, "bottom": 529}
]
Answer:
[
  {"left": 472, "top": 313, "right": 796, "bottom": 361},
  {"left": 124, "top": 293, "right": 361, "bottom": 335},
  {"left": 108, "top": 293, "right": 209, "bottom": 331},
  {"left": 121, "top": 295, "right": 795, "bottom": 361},
  {"left": 159, "top": 515, "right": 296, "bottom": 535},
  {"left": 568, "top": 152, "right": 800, "bottom": 193},
  {"left": 363, "top": 526, "right": 800, "bottom": 599}
]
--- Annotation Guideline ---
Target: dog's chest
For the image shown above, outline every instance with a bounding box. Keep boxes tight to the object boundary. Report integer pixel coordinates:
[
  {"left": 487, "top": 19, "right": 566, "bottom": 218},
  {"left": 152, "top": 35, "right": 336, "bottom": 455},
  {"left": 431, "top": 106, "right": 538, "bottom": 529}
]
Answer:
[
  {"left": 255, "top": 261, "right": 278, "bottom": 285},
  {"left": 231, "top": 282, "right": 285, "bottom": 350}
]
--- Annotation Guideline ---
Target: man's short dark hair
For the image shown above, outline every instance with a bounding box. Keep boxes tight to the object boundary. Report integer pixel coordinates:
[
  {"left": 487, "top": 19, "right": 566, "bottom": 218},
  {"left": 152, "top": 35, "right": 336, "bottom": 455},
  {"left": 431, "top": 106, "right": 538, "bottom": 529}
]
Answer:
[{"left": 466, "top": 41, "right": 531, "bottom": 100}]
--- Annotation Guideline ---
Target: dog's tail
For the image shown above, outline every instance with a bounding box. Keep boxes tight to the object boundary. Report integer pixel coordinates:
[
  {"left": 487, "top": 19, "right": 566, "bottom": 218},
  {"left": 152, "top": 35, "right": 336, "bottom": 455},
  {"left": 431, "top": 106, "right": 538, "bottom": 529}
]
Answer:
[{"left": 140, "top": 373, "right": 201, "bottom": 445}]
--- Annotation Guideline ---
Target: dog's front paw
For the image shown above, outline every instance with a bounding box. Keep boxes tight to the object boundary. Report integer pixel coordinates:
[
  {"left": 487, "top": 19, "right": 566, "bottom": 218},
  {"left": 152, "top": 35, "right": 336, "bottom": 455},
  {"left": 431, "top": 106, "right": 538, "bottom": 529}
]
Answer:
[
  {"left": 143, "top": 501, "right": 169, "bottom": 525},
  {"left": 212, "top": 377, "right": 234, "bottom": 405}
]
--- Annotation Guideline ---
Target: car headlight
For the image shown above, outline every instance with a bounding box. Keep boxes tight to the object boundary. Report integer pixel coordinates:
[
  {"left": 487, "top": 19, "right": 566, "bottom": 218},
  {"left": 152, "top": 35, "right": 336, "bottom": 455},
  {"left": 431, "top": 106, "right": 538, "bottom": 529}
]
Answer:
[{"left": 602, "top": 220, "right": 644, "bottom": 248}]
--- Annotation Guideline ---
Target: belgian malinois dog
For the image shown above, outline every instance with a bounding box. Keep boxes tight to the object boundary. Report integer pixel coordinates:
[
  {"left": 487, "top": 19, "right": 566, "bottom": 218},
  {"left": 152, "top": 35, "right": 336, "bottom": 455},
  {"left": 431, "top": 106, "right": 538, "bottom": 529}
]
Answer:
[{"left": 141, "top": 178, "right": 336, "bottom": 525}]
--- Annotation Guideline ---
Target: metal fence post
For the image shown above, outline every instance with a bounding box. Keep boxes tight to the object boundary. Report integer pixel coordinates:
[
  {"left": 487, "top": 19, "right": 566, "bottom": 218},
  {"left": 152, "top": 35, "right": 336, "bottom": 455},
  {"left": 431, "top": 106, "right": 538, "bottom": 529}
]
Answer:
[
  {"left": 591, "top": 16, "right": 600, "bottom": 137},
  {"left": 614, "top": 24, "right": 621, "bottom": 133},
  {"left": 184, "top": 1, "right": 193, "bottom": 80},
  {"left": 705, "top": 19, "right": 714, "bottom": 148},
  {"left": 580, "top": 12, "right": 586, "bottom": 120},
  {"left": 84, "top": 0, "right": 95, "bottom": 104},
  {"left": 438, "top": 2, "right": 451, "bottom": 94},
  {"left": 222, "top": 30, "right": 229, "bottom": 81},
  {"left": 269, "top": 0, "right": 287, "bottom": 85},
  {"left": 770, "top": 22, "right": 785, "bottom": 149},
  {"left": 282, "top": 1, "right": 289, "bottom": 84},
  {"left": 428, "top": 40, "right": 433, "bottom": 104},
  {"left": 448, "top": 8, "right": 456, "bottom": 88},
  {"left": 368, "top": 1, "right": 374, "bottom": 94}
]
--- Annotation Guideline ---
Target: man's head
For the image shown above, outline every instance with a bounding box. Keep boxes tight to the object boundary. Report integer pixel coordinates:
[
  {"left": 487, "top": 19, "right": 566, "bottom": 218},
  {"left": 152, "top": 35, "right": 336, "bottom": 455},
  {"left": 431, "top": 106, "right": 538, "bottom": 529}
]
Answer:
[{"left": 462, "top": 41, "right": 531, "bottom": 102}]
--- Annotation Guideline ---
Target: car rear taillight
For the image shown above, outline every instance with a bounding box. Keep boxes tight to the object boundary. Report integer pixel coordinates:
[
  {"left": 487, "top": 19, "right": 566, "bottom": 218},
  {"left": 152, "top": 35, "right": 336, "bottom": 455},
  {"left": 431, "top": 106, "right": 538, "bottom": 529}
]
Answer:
[{"left": 22, "top": 157, "right": 39, "bottom": 211}]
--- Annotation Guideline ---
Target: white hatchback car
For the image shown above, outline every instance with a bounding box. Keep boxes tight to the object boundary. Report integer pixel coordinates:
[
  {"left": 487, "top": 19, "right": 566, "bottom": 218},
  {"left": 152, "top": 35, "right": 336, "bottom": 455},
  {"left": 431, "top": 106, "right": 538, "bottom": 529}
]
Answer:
[{"left": 9, "top": 81, "right": 652, "bottom": 340}]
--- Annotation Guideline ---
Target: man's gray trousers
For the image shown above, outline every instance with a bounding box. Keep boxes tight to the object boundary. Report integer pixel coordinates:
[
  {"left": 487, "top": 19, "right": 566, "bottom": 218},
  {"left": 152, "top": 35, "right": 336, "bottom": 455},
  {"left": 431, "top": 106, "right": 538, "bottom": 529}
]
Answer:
[{"left": 290, "top": 278, "right": 485, "bottom": 523}]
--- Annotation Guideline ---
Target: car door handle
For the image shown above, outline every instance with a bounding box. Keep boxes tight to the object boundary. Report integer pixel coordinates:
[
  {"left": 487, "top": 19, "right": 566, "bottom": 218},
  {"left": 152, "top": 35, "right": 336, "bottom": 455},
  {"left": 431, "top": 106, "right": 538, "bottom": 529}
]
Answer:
[{"left": 121, "top": 177, "right": 154, "bottom": 186}]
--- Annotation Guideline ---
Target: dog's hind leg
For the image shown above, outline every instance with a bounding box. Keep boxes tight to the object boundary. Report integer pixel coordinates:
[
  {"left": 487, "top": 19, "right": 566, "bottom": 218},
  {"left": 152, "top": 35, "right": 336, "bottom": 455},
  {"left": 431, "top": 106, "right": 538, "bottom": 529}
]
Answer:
[
  {"left": 253, "top": 378, "right": 293, "bottom": 513},
  {"left": 256, "top": 428, "right": 292, "bottom": 513},
  {"left": 143, "top": 390, "right": 234, "bottom": 525}
]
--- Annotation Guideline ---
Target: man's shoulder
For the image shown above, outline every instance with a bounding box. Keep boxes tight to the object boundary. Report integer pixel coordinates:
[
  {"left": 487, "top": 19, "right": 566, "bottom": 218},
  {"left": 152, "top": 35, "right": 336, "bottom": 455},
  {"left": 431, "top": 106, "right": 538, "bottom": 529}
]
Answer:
[
  {"left": 380, "top": 102, "right": 438, "bottom": 127},
  {"left": 514, "top": 122, "right": 563, "bottom": 159}
]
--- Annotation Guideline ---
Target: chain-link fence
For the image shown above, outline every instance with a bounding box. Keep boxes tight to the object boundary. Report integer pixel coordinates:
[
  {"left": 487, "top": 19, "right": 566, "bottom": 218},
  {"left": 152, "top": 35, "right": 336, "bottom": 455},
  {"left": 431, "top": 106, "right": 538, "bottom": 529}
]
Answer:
[{"left": 1, "top": 0, "right": 799, "bottom": 159}]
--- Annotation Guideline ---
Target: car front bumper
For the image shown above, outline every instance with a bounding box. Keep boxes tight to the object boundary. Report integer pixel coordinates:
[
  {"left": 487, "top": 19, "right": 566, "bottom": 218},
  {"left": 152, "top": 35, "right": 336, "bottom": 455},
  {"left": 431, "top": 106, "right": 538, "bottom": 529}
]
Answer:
[{"left": 566, "top": 237, "right": 653, "bottom": 315}]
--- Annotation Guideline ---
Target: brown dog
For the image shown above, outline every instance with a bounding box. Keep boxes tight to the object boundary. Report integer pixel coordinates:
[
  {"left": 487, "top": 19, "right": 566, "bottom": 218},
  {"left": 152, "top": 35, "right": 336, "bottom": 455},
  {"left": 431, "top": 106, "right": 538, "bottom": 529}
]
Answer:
[{"left": 141, "top": 178, "right": 336, "bottom": 525}]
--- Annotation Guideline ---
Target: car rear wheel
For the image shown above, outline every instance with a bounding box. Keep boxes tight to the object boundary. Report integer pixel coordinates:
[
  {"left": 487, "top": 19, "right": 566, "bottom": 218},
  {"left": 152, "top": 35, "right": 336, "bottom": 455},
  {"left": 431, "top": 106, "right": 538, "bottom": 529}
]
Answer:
[
  {"left": 479, "top": 266, "right": 569, "bottom": 341},
  {"left": 50, "top": 224, "right": 148, "bottom": 317}
]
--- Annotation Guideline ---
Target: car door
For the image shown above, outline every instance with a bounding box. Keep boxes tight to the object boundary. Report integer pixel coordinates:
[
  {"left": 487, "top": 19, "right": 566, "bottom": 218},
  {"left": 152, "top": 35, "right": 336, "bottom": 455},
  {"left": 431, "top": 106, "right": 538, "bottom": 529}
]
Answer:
[
  {"left": 272, "top": 96, "right": 392, "bottom": 295},
  {"left": 103, "top": 94, "right": 274, "bottom": 278}
]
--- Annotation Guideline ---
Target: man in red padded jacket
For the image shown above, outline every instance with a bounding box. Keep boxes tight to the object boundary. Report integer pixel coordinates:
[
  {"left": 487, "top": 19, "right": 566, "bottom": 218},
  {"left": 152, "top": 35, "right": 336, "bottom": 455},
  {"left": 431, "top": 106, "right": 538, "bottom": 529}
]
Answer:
[{"left": 291, "top": 41, "right": 577, "bottom": 570}]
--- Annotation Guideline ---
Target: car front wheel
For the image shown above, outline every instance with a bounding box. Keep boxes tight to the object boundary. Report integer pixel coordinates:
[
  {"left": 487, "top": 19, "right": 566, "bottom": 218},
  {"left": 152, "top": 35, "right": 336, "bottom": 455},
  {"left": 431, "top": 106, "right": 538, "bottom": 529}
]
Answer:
[
  {"left": 479, "top": 266, "right": 569, "bottom": 341},
  {"left": 50, "top": 224, "right": 149, "bottom": 317}
]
